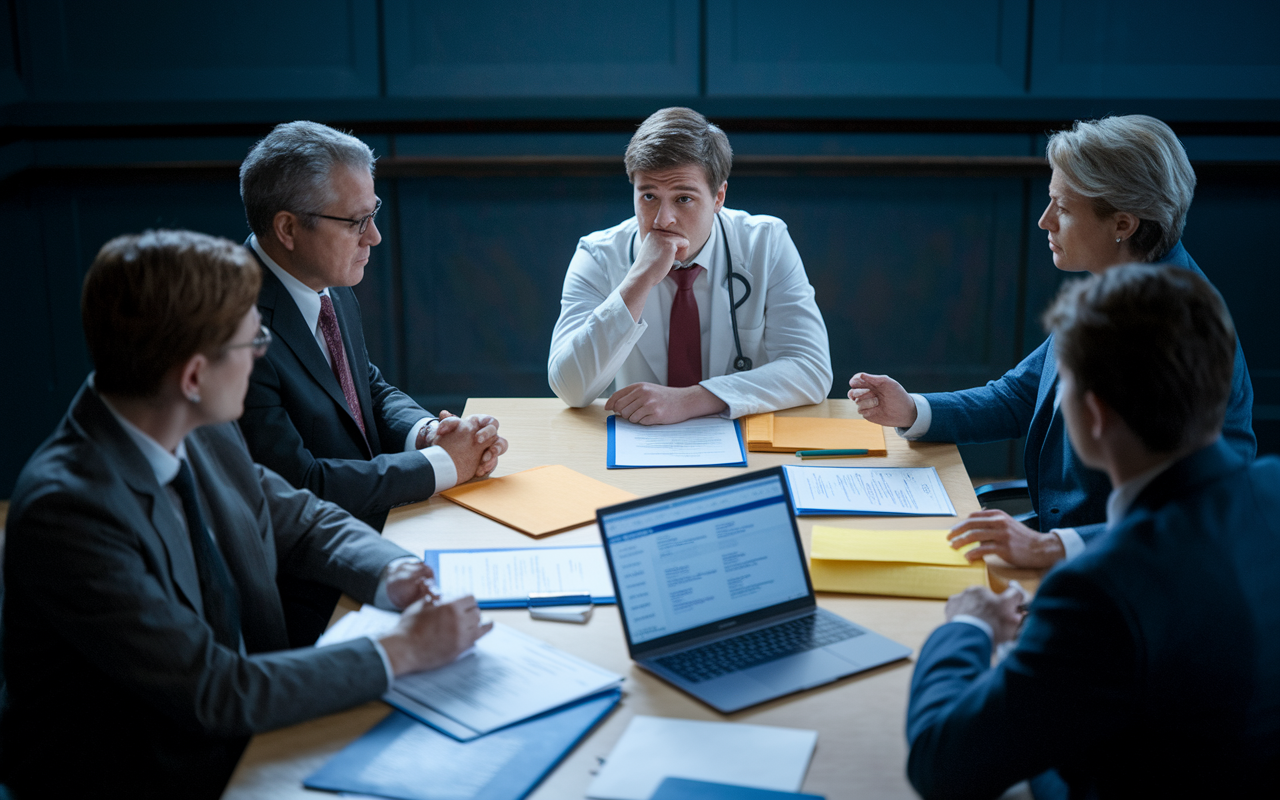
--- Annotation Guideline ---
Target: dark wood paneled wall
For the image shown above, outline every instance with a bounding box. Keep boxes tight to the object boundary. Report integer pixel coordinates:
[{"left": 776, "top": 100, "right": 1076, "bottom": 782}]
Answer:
[{"left": 2, "top": 0, "right": 1278, "bottom": 496}]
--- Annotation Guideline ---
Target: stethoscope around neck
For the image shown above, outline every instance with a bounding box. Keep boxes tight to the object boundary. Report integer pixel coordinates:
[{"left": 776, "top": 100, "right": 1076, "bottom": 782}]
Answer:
[{"left": 629, "top": 211, "right": 754, "bottom": 371}]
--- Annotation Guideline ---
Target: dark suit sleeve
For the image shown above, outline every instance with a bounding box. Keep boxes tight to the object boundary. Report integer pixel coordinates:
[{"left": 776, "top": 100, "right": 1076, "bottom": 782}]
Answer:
[
  {"left": 906, "top": 566, "right": 1138, "bottom": 800},
  {"left": 919, "top": 338, "right": 1049, "bottom": 445},
  {"left": 1075, "top": 521, "right": 1106, "bottom": 544},
  {"left": 253, "top": 460, "right": 415, "bottom": 599},
  {"left": 240, "top": 351, "right": 438, "bottom": 523},
  {"left": 7, "top": 485, "right": 391, "bottom": 739}
]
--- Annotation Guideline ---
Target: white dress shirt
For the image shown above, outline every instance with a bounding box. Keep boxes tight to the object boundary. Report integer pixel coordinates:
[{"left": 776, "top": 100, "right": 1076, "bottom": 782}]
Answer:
[{"left": 249, "top": 235, "right": 456, "bottom": 492}]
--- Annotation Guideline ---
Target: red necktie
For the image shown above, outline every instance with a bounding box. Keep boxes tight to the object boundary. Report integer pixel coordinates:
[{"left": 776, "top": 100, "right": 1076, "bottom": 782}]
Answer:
[
  {"left": 667, "top": 264, "right": 705, "bottom": 387},
  {"left": 318, "top": 295, "right": 369, "bottom": 445}
]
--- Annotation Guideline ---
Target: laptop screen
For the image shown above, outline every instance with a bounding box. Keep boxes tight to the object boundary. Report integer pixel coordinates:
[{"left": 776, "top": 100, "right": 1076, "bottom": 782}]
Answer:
[{"left": 599, "top": 470, "right": 811, "bottom": 646}]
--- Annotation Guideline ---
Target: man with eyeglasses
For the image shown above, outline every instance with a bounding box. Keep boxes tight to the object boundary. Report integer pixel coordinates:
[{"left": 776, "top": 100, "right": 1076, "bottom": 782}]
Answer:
[{"left": 238, "top": 121, "right": 508, "bottom": 646}]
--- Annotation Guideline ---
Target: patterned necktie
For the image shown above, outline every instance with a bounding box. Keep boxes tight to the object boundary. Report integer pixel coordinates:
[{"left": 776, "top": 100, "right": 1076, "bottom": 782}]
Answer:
[
  {"left": 317, "top": 294, "right": 369, "bottom": 445},
  {"left": 171, "top": 459, "right": 242, "bottom": 649},
  {"left": 667, "top": 264, "right": 705, "bottom": 388}
]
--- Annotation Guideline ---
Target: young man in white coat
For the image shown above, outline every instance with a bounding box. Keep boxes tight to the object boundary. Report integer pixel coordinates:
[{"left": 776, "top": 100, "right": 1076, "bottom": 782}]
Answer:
[{"left": 548, "top": 107, "right": 832, "bottom": 425}]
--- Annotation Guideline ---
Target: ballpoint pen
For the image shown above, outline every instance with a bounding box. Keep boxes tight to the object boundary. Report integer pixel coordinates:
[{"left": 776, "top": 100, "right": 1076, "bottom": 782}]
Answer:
[{"left": 796, "top": 448, "right": 870, "bottom": 459}]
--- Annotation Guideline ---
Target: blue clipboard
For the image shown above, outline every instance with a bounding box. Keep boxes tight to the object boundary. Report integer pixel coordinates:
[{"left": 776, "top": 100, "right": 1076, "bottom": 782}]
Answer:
[
  {"left": 606, "top": 415, "right": 748, "bottom": 469},
  {"left": 423, "top": 546, "right": 617, "bottom": 607},
  {"left": 781, "top": 464, "right": 956, "bottom": 516}
]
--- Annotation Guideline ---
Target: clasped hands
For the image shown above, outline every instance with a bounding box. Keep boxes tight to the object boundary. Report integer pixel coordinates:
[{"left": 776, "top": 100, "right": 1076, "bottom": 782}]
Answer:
[
  {"left": 379, "top": 559, "right": 492, "bottom": 676},
  {"left": 606, "top": 382, "right": 728, "bottom": 426},
  {"left": 945, "top": 581, "right": 1030, "bottom": 645},
  {"left": 420, "top": 411, "right": 509, "bottom": 482}
]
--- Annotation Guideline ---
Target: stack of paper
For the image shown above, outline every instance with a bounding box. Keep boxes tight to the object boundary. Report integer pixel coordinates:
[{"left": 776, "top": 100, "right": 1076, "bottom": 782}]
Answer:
[
  {"left": 782, "top": 465, "right": 957, "bottom": 516},
  {"left": 743, "top": 413, "right": 887, "bottom": 455},
  {"left": 808, "top": 526, "right": 988, "bottom": 600},
  {"left": 587, "top": 716, "right": 817, "bottom": 800},
  {"left": 440, "top": 464, "right": 636, "bottom": 537},
  {"left": 317, "top": 607, "right": 624, "bottom": 740}
]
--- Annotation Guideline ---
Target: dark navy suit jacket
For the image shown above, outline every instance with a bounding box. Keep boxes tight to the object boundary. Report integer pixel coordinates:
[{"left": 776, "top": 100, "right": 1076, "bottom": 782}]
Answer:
[
  {"left": 240, "top": 250, "right": 436, "bottom": 532},
  {"left": 920, "top": 242, "right": 1255, "bottom": 541},
  {"left": 905, "top": 439, "right": 1280, "bottom": 799}
]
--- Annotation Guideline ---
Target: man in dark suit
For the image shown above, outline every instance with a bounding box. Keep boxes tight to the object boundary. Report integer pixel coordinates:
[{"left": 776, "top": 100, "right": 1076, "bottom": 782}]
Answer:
[
  {"left": 1, "top": 230, "right": 490, "bottom": 797},
  {"left": 237, "top": 122, "right": 508, "bottom": 644},
  {"left": 906, "top": 264, "right": 1280, "bottom": 799}
]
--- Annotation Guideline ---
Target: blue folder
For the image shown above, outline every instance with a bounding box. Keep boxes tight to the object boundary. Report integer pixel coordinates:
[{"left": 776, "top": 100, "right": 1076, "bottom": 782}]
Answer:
[
  {"left": 606, "top": 415, "right": 748, "bottom": 469},
  {"left": 305, "top": 689, "right": 621, "bottom": 800},
  {"left": 649, "top": 777, "right": 825, "bottom": 800}
]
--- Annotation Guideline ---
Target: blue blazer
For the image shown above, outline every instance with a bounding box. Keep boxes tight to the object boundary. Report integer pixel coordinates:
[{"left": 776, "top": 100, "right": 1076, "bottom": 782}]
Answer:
[
  {"left": 921, "top": 242, "right": 1255, "bottom": 540},
  {"left": 240, "top": 252, "right": 437, "bottom": 532},
  {"left": 906, "top": 439, "right": 1280, "bottom": 799}
]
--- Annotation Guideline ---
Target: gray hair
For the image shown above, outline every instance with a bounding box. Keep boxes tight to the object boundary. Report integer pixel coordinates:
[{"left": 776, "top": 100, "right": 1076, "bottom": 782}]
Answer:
[
  {"left": 239, "top": 121, "right": 376, "bottom": 237},
  {"left": 625, "top": 107, "right": 733, "bottom": 192},
  {"left": 1045, "top": 115, "right": 1196, "bottom": 263}
]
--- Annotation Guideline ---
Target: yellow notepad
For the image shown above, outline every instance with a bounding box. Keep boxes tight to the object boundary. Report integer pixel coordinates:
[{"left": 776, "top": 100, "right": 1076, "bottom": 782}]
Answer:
[
  {"left": 743, "top": 413, "right": 887, "bottom": 456},
  {"left": 808, "top": 525, "right": 988, "bottom": 600},
  {"left": 440, "top": 465, "right": 636, "bottom": 538}
]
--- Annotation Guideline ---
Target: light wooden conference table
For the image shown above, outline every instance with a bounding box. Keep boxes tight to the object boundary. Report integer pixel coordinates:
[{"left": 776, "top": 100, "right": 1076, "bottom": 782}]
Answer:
[{"left": 226, "top": 398, "right": 1027, "bottom": 800}]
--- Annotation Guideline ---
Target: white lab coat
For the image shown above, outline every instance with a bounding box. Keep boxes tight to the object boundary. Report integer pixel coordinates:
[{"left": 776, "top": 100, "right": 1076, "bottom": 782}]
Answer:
[{"left": 547, "top": 208, "right": 833, "bottom": 418}]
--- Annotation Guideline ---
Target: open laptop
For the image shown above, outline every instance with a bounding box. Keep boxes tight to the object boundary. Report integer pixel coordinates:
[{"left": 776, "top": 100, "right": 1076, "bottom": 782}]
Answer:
[{"left": 597, "top": 466, "right": 911, "bottom": 713}]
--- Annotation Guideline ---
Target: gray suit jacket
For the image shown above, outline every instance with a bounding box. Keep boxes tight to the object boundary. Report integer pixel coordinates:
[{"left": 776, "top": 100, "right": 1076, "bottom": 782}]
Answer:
[{"left": 0, "top": 381, "right": 412, "bottom": 797}]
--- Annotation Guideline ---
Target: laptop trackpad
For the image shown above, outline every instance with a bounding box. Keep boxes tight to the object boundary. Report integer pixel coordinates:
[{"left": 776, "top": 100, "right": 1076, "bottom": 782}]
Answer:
[{"left": 742, "top": 649, "right": 857, "bottom": 689}]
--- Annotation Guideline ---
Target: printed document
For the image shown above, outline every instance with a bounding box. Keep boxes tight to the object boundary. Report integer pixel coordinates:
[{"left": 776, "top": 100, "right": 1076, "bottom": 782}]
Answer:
[
  {"left": 782, "top": 465, "right": 956, "bottom": 516},
  {"left": 608, "top": 416, "right": 747, "bottom": 468},
  {"left": 429, "top": 545, "right": 616, "bottom": 605},
  {"left": 317, "top": 608, "right": 623, "bottom": 740}
]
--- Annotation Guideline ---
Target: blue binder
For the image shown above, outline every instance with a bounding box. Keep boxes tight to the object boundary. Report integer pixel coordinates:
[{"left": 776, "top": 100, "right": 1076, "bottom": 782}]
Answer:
[
  {"left": 305, "top": 689, "right": 621, "bottom": 800},
  {"left": 649, "top": 777, "right": 825, "bottom": 800}
]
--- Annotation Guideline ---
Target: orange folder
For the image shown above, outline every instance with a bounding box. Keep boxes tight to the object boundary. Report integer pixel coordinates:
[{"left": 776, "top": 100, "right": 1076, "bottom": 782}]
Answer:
[
  {"left": 440, "top": 464, "right": 637, "bottom": 538},
  {"left": 743, "top": 412, "right": 887, "bottom": 456}
]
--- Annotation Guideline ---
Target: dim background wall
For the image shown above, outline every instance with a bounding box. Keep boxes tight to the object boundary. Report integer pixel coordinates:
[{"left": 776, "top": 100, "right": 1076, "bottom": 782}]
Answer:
[{"left": 1, "top": 0, "right": 1277, "bottom": 495}]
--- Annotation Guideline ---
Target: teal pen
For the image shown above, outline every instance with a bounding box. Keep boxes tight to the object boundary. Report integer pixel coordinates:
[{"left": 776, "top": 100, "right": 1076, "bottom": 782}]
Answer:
[{"left": 796, "top": 448, "right": 870, "bottom": 458}]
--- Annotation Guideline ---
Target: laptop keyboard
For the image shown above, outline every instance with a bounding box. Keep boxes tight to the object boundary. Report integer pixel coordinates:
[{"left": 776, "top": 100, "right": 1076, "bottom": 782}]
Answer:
[{"left": 655, "top": 613, "right": 864, "bottom": 684}]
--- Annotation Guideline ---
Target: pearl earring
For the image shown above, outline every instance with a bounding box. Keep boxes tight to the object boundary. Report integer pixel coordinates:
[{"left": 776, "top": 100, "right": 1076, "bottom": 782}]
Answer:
[
  {"left": 187, "top": 392, "right": 201, "bottom": 404},
  {"left": 1115, "top": 237, "right": 1123, "bottom": 243}
]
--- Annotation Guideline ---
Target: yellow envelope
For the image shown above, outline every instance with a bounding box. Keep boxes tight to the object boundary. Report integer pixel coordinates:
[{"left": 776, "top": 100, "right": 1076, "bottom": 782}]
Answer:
[
  {"left": 809, "top": 525, "right": 987, "bottom": 600},
  {"left": 743, "top": 413, "right": 887, "bottom": 455},
  {"left": 441, "top": 465, "right": 636, "bottom": 538}
]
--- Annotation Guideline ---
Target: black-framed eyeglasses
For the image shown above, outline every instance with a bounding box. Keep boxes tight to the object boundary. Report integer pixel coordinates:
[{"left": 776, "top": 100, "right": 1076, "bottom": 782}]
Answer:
[
  {"left": 223, "top": 325, "right": 272, "bottom": 358},
  {"left": 301, "top": 197, "right": 382, "bottom": 235}
]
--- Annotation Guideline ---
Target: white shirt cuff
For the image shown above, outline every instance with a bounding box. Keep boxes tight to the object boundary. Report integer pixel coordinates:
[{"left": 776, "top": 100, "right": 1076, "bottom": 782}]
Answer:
[
  {"left": 949, "top": 614, "right": 994, "bottom": 642},
  {"left": 374, "top": 556, "right": 422, "bottom": 610},
  {"left": 421, "top": 445, "right": 458, "bottom": 493},
  {"left": 896, "top": 394, "right": 932, "bottom": 440},
  {"left": 405, "top": 416, "right": 437, "bottom": 452},
  {"left": 1053, "top": 528, "right": 1086, "bottom": 561},
  {"left": 367, "top": 635, "right": 396, "bottom": 691}
]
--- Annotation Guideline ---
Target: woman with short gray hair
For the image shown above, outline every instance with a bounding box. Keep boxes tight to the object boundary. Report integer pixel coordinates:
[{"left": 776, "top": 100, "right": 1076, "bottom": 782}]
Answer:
[{"left": 847, "top": 114, "right": 1255, "bottom": 570}]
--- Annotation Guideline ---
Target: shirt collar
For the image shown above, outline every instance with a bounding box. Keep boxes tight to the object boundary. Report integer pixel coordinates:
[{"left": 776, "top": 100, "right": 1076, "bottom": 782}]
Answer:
[
  {"left": 250, "top": 233, "right": 330, "bottom": 334},
  {"left": 1105, "top": 457, "right": 1177, "bottom": 528},
  {"left": 669, "top": 214, "right": 722, "bottom": 279},
  {"left": 94, "top": 381, "right": 187, "bottom": 486}
]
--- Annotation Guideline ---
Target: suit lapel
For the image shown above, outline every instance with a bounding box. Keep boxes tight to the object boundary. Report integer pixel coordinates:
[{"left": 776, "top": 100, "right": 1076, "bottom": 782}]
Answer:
[
  {"left": 634, "top": 281, "right": 669, "bottom": 382},
  {"left": 71, "top": 384, "right": 204, "bottom": 615},
  {"left": 255, "top": 256, "right": 372, "bottom": 457},
  {"left": 1024, "top": 339, "right": 1060, "bottom": 507},
  {"left": 185, "top": 430, "right": 289, "bottom": 652}
]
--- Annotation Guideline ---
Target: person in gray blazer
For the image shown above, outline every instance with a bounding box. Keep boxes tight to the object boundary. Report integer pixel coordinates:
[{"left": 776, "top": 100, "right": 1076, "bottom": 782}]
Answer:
[{"left": 0, "top": 230, "right": 491, "bottom": 798}]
